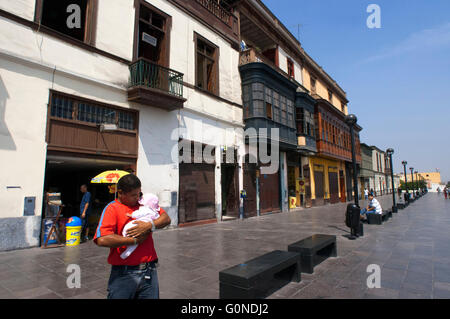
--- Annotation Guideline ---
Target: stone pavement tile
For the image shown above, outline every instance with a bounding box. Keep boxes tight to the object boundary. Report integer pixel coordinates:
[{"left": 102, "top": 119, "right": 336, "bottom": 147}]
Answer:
[
  {"left": 0, "top": 286, "right": 15, "bottom": 299},
  {"left": 364, "top": 287, "right": 400, "bottom": 299},
  {"left": 291, "top": 280, "right": 336, "bottom": 299},
  {"left": 333, "top": 281, "right": 368, "bottom": 299},
  {"left": 433, "top": 263, "right": 450, "bottom": 283},
  {"left": 0, "top": 276, "right": 40, "bottom": 293},
  {"left": 269, "top": 280, "right": 314, "bottom": 299},
  {"left": 434, "top": 281, "right": 450, "bottom": 292},
  {"left": 31, "top": 292, "right": 63, "bottom": 299},
  {"left": 383, "top": 256, "right": 410, "bottom": 271},
  {"left": 407, "top": 258, "right": 433, "bottom": 274},
  {"left": 69, "top": 290, "right": 106, "bottom": 299},
  {"left": 50, "top": 286, "right": 101, "bottom": 299},
  {"left": 433, "top": 288, "right": 450, "bottom": 299},
  {"left": 13, "top": 286, "right": 55, "bottom": 299},
  {"left": 398, "top": 289, "right": 432, "bottom": 299},
  {"left": 380, "top": 268, "right": 406, "bottom": 290}
]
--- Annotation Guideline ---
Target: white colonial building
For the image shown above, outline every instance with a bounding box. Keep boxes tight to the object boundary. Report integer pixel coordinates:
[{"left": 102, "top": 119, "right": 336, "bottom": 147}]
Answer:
[{"left": 0, "top": 0, "right": 245, "bottom": 250}]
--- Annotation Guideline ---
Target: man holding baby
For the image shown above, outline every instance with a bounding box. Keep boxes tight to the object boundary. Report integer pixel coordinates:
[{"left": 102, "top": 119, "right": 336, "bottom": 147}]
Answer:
[{"left": 94, "top": 174, "right": 171, "bottom": 299}]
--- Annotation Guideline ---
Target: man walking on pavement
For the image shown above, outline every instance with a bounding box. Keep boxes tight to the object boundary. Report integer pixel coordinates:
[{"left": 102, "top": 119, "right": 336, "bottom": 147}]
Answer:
[
  {"left": 94, "top": 174, "right": 171, "bottom": 299},
  {"left": 80, "top": 184, "right": 91, "bottom": 242}
]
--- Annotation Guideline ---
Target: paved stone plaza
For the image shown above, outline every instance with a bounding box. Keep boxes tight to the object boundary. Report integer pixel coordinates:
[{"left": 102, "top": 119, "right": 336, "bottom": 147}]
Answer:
[{"left": 0, "top": 193, "right": 449, "bottom": 299}]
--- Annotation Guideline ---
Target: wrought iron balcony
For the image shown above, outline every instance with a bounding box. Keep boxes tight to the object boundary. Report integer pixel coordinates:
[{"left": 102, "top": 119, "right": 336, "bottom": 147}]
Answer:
[{"left": 128, "top": 58, "right": 186, "bottom": 111}]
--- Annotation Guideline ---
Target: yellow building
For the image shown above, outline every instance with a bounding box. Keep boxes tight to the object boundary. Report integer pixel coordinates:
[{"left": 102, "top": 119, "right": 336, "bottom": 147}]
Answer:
[{"left": 399, "top": 172, "right": 441, "bottom": 184}]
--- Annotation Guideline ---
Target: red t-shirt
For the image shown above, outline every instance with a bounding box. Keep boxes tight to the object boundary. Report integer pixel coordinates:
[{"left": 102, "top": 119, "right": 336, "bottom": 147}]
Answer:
[{"left": 94, "top": 200, "right": 166, "bottom": 266}]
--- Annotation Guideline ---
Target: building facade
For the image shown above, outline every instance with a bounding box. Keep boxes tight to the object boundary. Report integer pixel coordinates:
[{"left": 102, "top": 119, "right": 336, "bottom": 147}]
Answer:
[{"left": 0, "top": 0, "right": 245, "bottom": 250}]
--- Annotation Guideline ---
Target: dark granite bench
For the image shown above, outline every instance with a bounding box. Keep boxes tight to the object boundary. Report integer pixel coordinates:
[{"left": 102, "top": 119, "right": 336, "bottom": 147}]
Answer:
[
  {"left": 287, "top": 234, "right": 337, "bottom": 274},
  {"left": 367, "top": 210, "right": 391, "bottom": 225},
  {"left": 219, "top": 250, "right": 301, "bottom": 299}
]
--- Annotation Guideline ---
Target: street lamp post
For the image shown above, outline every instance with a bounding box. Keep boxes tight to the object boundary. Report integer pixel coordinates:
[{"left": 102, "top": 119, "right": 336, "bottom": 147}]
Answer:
[
  {"left": 402, "top": 161, "right": 409, "bottom": 202},
  {"left": 345, "top": 114, "right": 359, "bottom": 207},
  {"left": 410, "top": 167, "right": 414, "bottom": 200},
  {"left": 345, "top": 114, "right": 362, "bottom": 240},
  {"left": 386, "top": 148, "right": 397, "bottom": 213},
  {"left": 414, "top": 171, "right": 419, "bottom": 197}
]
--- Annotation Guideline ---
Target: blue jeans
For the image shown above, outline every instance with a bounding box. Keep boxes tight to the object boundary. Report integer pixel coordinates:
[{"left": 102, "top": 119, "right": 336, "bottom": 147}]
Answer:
[
  {"left": 107, "top": 262, "right": 159, "bottom": 299},
  {"left": 360, "top": 208, "right": 376, "bottom": 216}
]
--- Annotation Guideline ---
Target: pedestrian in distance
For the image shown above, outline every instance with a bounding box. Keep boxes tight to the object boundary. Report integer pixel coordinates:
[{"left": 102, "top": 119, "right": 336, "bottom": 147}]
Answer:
[
  {"left": 364, "top": 188, "right": 369, "bottom": 200},
  {"left": 94, "top": 174, "right": 171, "bottom": 299},
  {"left": 80, "top": 184, "right": 91, "bottom": 242},
  {"left": 444, "top": 187, "right": 448, "bottom": 200}
]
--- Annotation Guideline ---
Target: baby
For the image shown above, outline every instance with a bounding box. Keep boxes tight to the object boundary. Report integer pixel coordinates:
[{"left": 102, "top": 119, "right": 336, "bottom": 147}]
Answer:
[{"left": 120, "top": 193, "right": 160, "bottom": 259}]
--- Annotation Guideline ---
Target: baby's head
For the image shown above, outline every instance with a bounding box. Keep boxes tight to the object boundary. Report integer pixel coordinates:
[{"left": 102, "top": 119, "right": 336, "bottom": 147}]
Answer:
[{"left": 138, "top": 193, "right": 160, "bottom": 212}]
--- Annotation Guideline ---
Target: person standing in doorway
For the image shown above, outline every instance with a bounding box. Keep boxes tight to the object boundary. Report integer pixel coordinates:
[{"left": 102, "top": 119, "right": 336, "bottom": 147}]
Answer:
[
  {"left": 80, "top": 184, "right": 92, "bottom": 242},
  {"left": 94, "top": 174, "right": 171, "bottom": 299},
  {"left": 364, "top": 188, "right": 369, "bottom": 200}
]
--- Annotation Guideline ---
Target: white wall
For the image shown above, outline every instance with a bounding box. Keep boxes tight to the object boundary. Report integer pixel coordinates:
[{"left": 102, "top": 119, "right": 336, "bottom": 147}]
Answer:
[
  {"left": 277, "top": 46, "right": 303, "bottom": 85},
  {"left": 0, "top": 0, "right": 35, "bottom": 21}
]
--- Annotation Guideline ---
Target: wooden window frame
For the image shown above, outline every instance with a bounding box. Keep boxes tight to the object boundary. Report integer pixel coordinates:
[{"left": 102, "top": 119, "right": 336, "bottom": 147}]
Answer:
[
  {"left": 35, "top": 0, "right": 98, "bottom": 46},
  {"left": 287, "top": 58, "right": 295, "bottom": 78},
  {"left": 194, "top": 32, "right": 219, "bottom": 96},
  {"left": 132, "top": 0, "right": 172, "bottom": 66},
  {"left": 47, "top": 90, "right": 139, "bottom": 135},
  {"left": 310, "top": 76, "right": 317, "bottom": 94}
]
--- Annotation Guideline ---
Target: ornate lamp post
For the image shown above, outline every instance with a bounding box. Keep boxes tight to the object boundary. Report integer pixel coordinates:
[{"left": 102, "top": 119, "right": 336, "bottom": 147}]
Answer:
[
  {"left": 415, "top": 170, "right": 419, "bottom": 196},
  {"left": 402, "top": 161, "right": 408, "bottom": 194},
  {"left": 410, "top": 167, "right": 415, "bottom": 199},
  {"left": 386, "top": 148, "right": 397, "bottom": 212},
  {"left": 345, "top": 114, "right": 359, "bottom": 207}
]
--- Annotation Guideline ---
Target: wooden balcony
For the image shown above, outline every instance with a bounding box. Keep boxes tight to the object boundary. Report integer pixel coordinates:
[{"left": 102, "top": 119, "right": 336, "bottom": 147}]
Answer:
[
  {"left": 168, "top": 0, "right": 239, "bottom": 46},
  {"left": 127, "top": 58, "right": 186, "bottom": 111},
  {"left": 240, "top": 48, "right": 298, "bottom": 85}
]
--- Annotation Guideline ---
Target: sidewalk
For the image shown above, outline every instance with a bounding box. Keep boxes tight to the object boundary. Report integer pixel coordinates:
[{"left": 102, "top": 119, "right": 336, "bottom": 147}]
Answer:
[{"left": 0, "top": 193, "right": 449, "bottom": 299}]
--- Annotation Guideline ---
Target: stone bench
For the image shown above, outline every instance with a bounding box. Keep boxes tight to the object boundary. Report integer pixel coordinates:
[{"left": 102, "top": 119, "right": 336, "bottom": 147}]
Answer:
[
  {"left": 367, "top": 210, "right": 391, "bottom": 225},
  {"left": 287, "top": 234, "right": 337, "bottom": 274},
  {"left": 219, "top": 250, "right": 301, "bottom": 299}
]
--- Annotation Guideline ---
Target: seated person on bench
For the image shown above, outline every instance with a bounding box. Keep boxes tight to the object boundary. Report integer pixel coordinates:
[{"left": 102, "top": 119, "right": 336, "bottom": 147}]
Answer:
[{"left": 360, "top": 193, "right": 382, "bottom": 220}]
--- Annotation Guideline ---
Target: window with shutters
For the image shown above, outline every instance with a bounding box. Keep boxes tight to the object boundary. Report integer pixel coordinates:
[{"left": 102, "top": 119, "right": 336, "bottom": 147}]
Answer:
[
  {"left": 36, "top": 0, "right": 97, "bottom": 44},
  {"left": 195, "top": 33, "right": 219, "bottom": 95}
]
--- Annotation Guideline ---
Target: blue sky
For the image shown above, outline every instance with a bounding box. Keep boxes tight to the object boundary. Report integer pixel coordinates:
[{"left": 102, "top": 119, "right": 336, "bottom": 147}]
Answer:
[{"left": 262, "top": 0, "right": 450, "bottom": 183}]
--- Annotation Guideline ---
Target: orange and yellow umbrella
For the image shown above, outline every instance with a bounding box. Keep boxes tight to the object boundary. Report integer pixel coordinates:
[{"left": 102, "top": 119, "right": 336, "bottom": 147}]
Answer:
[
  {"left": 91, "top": 170, "right": 130, "bottom": 199},
  {"left": 91, "top": 170, "right": 130, "bottom": 184}
]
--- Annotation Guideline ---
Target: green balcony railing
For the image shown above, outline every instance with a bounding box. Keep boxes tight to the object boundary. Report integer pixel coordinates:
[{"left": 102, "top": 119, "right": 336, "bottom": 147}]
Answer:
[{"left": 129, "top": 58, "right": 184, "bottom": 98}]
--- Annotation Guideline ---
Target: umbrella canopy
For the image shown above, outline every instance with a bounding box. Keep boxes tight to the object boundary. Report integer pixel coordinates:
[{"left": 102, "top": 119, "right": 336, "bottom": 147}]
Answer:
[{"left": 91, "top": 170, "right": 130, "bottom": 184}]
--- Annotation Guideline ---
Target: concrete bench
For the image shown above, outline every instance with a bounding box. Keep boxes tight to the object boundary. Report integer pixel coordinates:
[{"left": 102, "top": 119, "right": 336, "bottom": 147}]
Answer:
[
  {"left": 367, "top": 210, "right": 391, "bottom": 225},
  {"left": 219, "top": 250, "right": 301, "bottom": 299},
  {"left": 287, "top": 234, "right": 337, "bottom": 274}
]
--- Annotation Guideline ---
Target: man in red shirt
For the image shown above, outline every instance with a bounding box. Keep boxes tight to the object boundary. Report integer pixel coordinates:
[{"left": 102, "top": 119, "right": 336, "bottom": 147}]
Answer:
[{"left": 94, "top": 174, "right": 171, "bottom": 299}]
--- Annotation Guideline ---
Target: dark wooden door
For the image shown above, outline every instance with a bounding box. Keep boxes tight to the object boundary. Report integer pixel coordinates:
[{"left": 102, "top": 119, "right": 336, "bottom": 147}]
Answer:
[
  {"left": 243, "top": 163, "right": 257, "bottom": 217},
  {"left": 328, "top": 171, "right": 339, "bottom": 204},
  {"left": 179, "top": 163, "right": 216, "bottom": 223},
  {"left": 339, "top": 170, "right": 346, "bottom": 202},
  {"left": 260, "top": 169, "right": 280, "bottom": 213},
  {"left": 222, "top": 165, "right": 239, "bottom": 218},
  {"left": 314, "top": 171, "right": 324, "bottom": 206}
]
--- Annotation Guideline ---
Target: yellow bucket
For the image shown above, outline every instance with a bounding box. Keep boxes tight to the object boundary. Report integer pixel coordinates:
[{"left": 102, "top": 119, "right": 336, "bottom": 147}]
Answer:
[
  {"left": 289, "top": 196, "right": 297, "bottom": 209},
  {"left": 66, "top": 226, "right": 82, "bottom": 247}
]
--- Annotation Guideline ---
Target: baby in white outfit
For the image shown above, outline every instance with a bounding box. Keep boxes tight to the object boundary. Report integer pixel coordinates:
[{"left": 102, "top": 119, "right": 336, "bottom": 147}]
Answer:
[{"left": 120, "top": 193, "right": 160, "bottom": 259}]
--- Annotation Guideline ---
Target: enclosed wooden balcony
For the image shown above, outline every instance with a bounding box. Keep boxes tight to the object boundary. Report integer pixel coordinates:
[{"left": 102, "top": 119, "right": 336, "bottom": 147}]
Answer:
[{"left": 127, "top": 58, "right": 186, "bottom": 111}]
